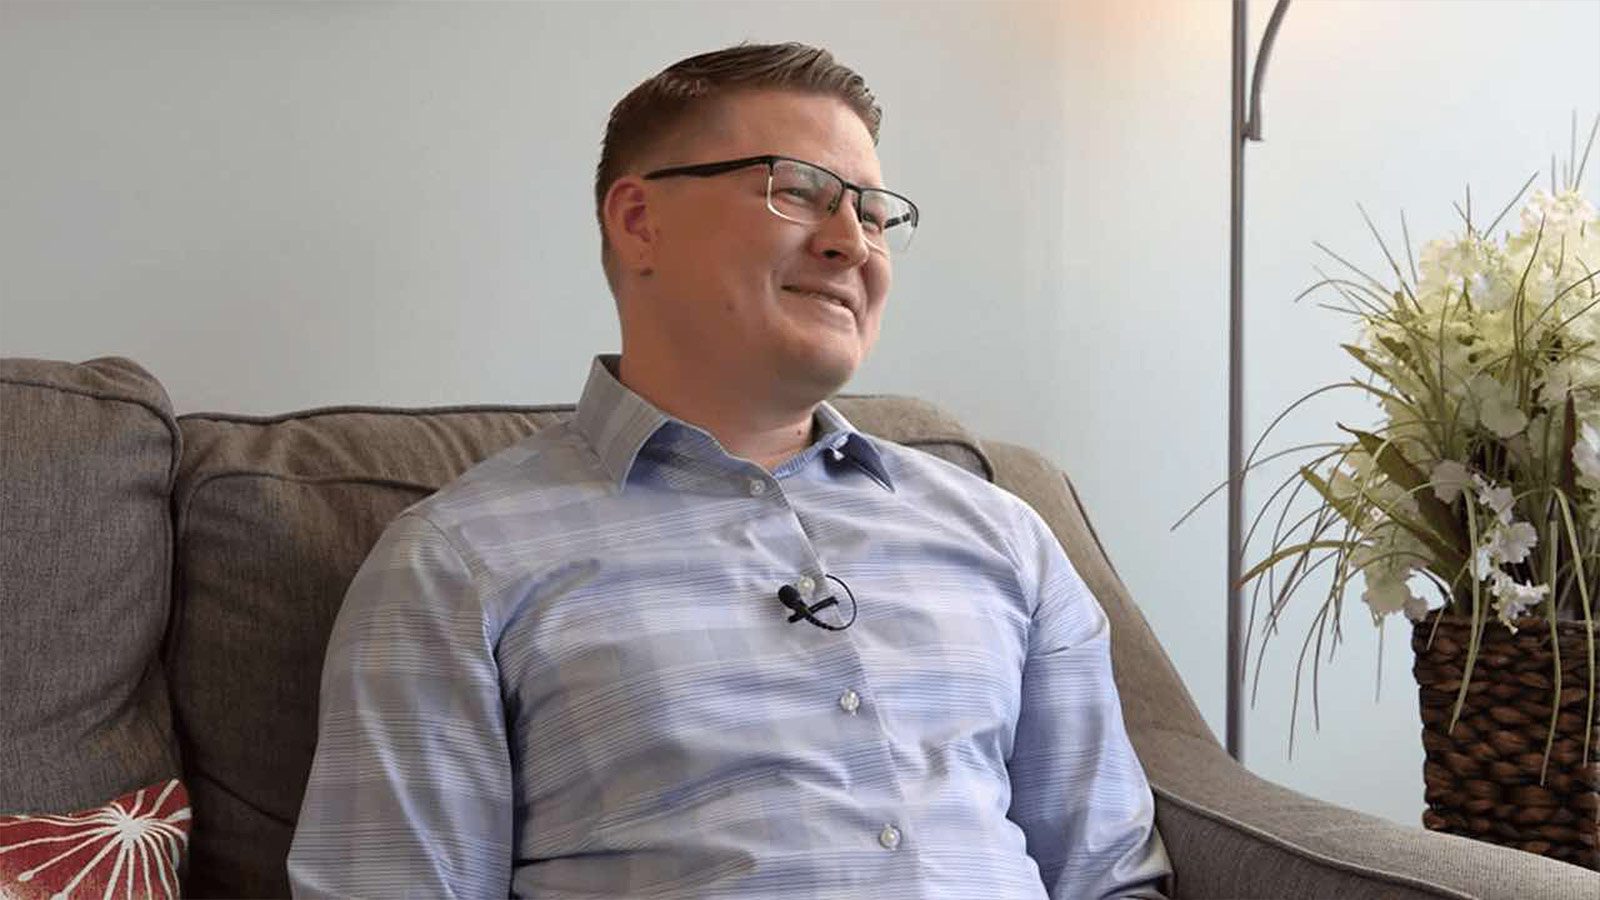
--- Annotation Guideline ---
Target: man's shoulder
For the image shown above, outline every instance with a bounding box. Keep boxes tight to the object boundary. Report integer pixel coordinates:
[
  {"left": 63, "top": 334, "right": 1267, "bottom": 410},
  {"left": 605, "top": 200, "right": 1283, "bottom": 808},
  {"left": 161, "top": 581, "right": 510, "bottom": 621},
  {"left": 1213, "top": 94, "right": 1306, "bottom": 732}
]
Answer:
[
  {"left": 864, "top": 431, "right": 1021, "bottom": 509},
  {"left": 861, "top": 431, "right": 1043, "bottom": 542},
  {"left": 402, "top": 420, "right": 612, "bottom": 540}
]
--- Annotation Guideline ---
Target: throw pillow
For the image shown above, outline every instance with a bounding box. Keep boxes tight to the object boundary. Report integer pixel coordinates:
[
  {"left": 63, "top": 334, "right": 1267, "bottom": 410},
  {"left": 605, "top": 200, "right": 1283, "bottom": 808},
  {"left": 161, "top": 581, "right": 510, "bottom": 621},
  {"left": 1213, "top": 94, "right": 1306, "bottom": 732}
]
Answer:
[{"left": 0, "top": 778, "right": 190, "bottom": 898}]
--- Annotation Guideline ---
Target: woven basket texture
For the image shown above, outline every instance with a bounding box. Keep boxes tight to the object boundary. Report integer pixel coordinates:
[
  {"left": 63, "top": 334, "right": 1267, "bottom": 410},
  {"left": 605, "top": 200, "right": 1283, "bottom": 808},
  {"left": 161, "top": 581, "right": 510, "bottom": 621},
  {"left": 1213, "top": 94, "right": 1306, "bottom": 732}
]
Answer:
[{"left": 1413, "top": 611, "right": 1600, "bottom": 871}]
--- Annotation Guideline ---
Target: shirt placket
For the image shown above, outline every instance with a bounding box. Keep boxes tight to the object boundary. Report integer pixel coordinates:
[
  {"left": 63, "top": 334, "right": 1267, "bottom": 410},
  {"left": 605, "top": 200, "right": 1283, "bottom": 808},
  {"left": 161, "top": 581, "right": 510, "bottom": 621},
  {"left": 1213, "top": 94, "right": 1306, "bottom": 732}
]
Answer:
[{"left": 750, "top": 464, "right": 913, "bottom": 862}]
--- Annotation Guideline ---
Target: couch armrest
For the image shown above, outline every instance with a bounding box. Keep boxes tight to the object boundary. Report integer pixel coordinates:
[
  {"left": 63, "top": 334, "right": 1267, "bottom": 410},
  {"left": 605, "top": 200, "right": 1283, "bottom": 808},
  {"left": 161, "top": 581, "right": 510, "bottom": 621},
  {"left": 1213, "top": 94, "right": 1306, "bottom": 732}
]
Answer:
[{"left": 1146, "top": 728, "right": 1598, "bottom": 899}]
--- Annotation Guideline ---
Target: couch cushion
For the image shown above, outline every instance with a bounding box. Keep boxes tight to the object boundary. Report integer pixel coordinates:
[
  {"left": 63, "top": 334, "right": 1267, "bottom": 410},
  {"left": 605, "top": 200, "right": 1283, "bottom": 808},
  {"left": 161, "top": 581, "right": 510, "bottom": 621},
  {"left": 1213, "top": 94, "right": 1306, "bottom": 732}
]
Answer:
[
  {"left": 168, "top": 396, "right": 987, "bottom": 898},
  {"left": 0, "top": 357, "right": 183, "bottom": 814}
]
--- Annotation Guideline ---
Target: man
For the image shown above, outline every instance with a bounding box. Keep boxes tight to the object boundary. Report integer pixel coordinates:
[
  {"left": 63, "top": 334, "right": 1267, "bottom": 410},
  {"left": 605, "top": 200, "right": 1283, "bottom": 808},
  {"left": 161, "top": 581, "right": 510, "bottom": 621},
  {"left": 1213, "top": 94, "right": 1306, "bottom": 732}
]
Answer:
[{"left": 288, "top": 43, "right": 1171, "bottom": 899}]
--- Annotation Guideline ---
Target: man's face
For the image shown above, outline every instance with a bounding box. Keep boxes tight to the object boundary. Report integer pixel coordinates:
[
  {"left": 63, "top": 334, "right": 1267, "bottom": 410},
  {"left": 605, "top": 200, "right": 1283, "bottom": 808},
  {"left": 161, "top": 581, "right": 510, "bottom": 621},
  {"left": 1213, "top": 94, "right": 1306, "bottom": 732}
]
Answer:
[{"left": 629, "top": 89, "right": 893, "bottom": 401}]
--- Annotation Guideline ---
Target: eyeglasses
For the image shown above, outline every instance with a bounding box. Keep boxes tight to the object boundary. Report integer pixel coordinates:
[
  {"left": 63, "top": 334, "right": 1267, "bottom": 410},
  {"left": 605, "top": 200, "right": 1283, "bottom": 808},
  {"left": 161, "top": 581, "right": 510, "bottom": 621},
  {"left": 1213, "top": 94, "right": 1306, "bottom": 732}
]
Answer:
[{"left": 642, "top": 154, "right": 919, "bottom": 255}]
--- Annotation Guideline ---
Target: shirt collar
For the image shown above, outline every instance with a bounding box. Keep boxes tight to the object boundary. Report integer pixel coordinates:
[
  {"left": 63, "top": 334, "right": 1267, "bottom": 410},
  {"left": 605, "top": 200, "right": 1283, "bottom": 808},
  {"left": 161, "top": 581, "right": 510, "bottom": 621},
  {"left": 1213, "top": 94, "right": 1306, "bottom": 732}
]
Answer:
[
  {"left": 809, "top": 397, "right": 893, "bottom": 492},
  {"left": 572, "top": 354, "right": 893, "bottom": 493}
]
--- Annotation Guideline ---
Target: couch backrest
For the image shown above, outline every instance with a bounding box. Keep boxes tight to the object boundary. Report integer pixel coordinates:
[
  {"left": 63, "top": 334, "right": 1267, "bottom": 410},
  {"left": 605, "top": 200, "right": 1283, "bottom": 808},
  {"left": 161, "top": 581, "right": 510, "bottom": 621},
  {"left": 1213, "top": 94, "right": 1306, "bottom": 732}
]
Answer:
[
  {"left": 168, "top": 395, "right": 991, "bottom": 898},
  {"left": 0, "top": 357, "right": 183, "bottom": 813}
]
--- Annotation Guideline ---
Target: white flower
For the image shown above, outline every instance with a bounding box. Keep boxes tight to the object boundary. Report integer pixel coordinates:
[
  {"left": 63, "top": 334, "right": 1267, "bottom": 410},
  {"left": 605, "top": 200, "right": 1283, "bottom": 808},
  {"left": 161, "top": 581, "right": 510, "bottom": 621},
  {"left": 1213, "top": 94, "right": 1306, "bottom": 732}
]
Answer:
[
  {"left": 1353, "top": 541, "right": 1421, "bottom": 619},
  {"left": 1518, "top": 188, "right": 1598, "bottom": 241},
  {"left": 1492, "top": 520, "right": 1539, "bottom": 565},
  {"left": 1540, "top": 367, "right": 1571, "bottom": 407},
  {"left": 1471, "top": 523, "right": 1538, "bottom": 581},
  {"left": 1403, "top": 594, "right": 1431, "bottom": 622},
  {"left": 1469, "top": 373, "right": 1528, "bottom": 438},
  {"left": 1420, "top": 233, "right": 1500, "bottom": 292},
  {"left": 1488, "top": 570, "right": 1548, "bottom": 632},
  {"left": 1467, "top": 271, "right": 1509, "bottom": 311},
  {"left": 1431, "top": 460, "right": 1472, "bottom": 504},
  {"left": 1471, "top": 473, "right": 1516, "bottom": 525},
  {"left": 1362, "top": 572, "right": 1416, "bottom": 616}
]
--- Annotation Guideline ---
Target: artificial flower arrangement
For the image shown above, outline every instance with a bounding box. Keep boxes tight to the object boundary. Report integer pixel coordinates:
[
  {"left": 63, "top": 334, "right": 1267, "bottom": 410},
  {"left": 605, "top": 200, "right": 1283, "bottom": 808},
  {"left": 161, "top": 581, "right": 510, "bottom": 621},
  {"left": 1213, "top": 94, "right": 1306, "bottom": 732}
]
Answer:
[{"left": 1183, "top": 123, "right": 1600, "bottom": 777}]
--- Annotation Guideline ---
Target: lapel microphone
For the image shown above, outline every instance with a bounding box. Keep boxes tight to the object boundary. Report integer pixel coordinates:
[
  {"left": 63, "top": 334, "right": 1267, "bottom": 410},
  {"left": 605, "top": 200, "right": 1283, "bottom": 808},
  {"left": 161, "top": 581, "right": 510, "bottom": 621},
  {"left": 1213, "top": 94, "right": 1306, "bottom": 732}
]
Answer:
[{"left": 775, "top": 574, "right": 857, "bottom": 631}]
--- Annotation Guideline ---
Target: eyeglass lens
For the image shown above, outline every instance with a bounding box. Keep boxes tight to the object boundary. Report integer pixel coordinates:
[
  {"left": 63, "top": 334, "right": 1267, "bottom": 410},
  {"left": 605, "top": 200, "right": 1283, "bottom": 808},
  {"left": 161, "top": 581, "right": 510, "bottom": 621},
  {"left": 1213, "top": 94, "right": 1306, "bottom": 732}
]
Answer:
[{"left": 767, "top": 159, "right": 916, "bottom": 253}]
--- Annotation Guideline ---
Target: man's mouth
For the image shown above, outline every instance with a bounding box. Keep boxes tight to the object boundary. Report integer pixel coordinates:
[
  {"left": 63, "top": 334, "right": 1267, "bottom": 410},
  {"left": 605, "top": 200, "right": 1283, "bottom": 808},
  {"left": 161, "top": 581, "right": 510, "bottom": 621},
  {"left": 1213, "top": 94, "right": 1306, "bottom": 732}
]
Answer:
[{"left": 783, "top": 286, "right": 853, "bottom": 313}]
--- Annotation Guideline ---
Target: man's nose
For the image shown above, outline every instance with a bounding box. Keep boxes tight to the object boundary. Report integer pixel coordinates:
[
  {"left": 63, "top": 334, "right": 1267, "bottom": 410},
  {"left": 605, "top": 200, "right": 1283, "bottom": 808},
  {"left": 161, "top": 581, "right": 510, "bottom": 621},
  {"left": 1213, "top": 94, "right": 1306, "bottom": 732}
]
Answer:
[{"left": 810, "top": 192, "right": 872, "bottom": 265}]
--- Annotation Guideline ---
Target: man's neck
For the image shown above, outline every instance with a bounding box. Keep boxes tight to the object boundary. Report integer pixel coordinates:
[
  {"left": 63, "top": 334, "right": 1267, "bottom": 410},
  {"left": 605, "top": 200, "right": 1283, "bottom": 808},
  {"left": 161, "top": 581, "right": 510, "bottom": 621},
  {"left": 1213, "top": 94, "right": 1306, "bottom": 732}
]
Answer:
[{"left": 615, "top": 355, "right": 820, "bottom": 473}]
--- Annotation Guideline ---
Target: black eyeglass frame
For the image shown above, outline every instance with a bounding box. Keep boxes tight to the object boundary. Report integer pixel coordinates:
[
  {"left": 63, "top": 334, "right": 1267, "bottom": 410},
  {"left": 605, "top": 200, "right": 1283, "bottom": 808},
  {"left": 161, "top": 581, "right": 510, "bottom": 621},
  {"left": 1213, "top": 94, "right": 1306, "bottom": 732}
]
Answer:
[{"left": 641, "top": 154, "right": 919, "bottom": 251}]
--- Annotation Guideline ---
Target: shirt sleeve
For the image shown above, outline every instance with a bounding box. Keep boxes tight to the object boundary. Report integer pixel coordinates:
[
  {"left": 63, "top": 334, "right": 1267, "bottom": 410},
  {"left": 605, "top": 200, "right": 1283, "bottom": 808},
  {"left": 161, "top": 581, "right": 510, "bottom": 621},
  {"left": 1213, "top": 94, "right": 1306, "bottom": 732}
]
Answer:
[
  {"left": 287, "top": 513, "right": 513, "bottom": 899},
  {"left": 1003, "top": 500, "right": 1172, "bottom": 900}
]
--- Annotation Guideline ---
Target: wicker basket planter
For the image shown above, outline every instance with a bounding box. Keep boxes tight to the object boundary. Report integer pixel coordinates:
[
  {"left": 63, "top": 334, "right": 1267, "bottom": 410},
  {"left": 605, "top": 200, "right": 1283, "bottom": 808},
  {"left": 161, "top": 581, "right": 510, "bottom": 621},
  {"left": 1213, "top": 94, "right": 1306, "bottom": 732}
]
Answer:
[{"left": 1412, "top": 611, "right": 1600, "bottom": 870}]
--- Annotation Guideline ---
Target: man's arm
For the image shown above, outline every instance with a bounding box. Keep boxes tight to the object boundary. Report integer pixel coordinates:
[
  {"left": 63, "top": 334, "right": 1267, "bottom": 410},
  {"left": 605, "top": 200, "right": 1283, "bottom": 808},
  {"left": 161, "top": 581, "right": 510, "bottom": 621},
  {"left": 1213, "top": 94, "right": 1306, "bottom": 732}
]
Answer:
[
  {"left": 1003, "top": 502, "right": 1172, "bottom": 900},
  {"left": 288, "top": 513, "right": 513, "bottom": 898}
]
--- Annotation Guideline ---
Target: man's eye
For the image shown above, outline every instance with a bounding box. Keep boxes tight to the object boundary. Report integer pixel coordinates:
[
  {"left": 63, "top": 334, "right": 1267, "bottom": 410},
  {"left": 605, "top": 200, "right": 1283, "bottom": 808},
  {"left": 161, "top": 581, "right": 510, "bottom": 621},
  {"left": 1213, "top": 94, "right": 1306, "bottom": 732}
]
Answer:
[
  {"left": 779, "top": 186, "right": 819, "bottom": 201},
  {"left": 859, "top": 213, "right": 885, "bottom": 234}
]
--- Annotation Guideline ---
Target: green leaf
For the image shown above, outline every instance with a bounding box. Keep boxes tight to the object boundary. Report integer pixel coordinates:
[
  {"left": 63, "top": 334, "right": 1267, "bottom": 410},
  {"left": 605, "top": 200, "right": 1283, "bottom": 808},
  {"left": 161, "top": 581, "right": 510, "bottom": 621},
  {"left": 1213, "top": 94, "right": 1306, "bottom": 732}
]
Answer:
[
  {"left": 1339, "top": 425, "right": 1468, "bottom": 566},
  {"left": 1246, "top": 465, "right": 1456, "bottom": 591},
  {"left": 1237, "top": 538, "right": 1355, "bottom": 588},
  {"left": 1450, "top": 501, "right": 1488, "bottom": 734},
  {"left": 1374, "top": 334, "right": 1434, "bottom": 388},
  {"left": 1342, "top": 344, "right": 1392, "bottom": 383},
  {"left": 1553, "top": 491, "right": 1599, "bottom": 772},
  {"left": 1296, "top": 466, "right": 1374, "bottom": 540}
]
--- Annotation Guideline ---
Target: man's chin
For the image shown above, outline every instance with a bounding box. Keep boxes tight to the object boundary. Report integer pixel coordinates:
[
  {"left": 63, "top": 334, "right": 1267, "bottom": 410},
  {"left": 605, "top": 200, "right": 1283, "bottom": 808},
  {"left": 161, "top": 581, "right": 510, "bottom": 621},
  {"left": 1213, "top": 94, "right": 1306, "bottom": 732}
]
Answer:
[{"left": 782, "top": 350, "right": 861, "bottom": 401}]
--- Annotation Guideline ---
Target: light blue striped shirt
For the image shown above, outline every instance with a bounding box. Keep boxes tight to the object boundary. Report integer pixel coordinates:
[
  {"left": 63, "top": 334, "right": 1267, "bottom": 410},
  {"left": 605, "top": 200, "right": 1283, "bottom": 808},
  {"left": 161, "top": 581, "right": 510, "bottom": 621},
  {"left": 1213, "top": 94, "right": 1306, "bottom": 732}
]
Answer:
[{"left": 288, "top": 355, "right": 1170, "bottom": 899}]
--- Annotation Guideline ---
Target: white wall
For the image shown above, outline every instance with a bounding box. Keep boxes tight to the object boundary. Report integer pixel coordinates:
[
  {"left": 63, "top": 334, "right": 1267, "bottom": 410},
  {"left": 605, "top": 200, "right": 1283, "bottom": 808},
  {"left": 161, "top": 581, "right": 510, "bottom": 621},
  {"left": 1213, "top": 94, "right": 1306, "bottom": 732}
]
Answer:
[
  {"left": 0, "top": 0, "right": 1075, "bottom": 427},
  {"left": 3, "top": 0, "right": 1596, "bottom": 830}
]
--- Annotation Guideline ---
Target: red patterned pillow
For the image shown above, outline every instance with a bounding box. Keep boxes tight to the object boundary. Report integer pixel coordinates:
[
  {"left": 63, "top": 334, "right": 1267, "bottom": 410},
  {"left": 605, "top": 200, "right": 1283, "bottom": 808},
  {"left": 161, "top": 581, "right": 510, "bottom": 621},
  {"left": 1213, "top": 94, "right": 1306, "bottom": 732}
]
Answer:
[{"left": 0, "top": 779, "right": 190, "bottom": 899}]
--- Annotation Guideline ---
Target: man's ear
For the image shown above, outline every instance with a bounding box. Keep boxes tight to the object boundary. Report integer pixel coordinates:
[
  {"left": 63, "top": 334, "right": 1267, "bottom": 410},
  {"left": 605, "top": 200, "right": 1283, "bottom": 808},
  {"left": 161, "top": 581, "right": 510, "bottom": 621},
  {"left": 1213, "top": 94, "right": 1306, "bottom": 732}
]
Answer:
[{"left": 603, "top": 176, "right": 657, "bottom": 277}]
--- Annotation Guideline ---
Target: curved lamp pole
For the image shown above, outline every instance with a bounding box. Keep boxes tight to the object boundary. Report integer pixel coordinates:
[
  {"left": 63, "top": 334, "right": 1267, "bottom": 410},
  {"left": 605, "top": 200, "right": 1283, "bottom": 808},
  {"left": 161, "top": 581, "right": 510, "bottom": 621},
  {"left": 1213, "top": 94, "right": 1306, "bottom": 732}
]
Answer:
[{"left": 1228, "top": 0, "right": 1291, "bottom": 762}]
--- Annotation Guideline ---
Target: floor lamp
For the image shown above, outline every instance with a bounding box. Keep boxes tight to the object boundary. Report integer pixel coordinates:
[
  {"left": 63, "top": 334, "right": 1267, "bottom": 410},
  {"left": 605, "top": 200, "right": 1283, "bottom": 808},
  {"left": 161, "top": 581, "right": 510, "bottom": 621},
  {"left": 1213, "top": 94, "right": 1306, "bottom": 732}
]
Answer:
[{"left": 1229, "top": 0, "right": 1291, "bottom": 762}]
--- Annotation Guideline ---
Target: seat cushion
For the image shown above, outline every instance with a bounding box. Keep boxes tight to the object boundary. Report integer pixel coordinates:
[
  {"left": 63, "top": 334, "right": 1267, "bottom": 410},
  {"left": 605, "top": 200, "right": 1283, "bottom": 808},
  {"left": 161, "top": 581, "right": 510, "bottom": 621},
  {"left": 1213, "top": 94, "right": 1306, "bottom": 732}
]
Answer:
[
  {"left": 168, "top": 396, "right": 987, "bottom": 898},
  {"left": 0, "top": 357, "right": 183, "bottom": 815}
]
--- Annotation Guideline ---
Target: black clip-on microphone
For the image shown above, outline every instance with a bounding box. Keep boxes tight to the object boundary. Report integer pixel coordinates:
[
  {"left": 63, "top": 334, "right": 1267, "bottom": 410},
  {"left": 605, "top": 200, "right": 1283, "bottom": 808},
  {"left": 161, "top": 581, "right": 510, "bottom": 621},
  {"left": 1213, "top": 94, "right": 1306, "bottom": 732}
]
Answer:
[{"left": 775, "top": 574, "right": 858, "bottom": 631}]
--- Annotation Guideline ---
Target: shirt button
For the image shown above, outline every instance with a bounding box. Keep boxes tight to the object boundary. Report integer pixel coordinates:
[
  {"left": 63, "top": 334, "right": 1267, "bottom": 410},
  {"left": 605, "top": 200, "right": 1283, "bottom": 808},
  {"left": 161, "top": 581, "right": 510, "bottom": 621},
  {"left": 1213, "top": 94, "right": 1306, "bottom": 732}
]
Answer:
[
  {"left": 878, "top": 824, "right": 901, "bottom": 850},
  {"left": 839, "top": 689, "right": 860, "bottom": 715},
  {"left": 747, "top": 479, "right": 767, "bottom": 497},
  {"left": 796, "top": 576, "right": 816, "bottom": 595}
]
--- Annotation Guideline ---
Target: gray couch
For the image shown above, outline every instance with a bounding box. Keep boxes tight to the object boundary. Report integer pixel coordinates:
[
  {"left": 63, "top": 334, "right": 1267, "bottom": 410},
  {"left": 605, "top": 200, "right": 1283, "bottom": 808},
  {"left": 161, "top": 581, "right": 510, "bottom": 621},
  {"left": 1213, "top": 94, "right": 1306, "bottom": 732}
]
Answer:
[{"left": 3, "top": 355, "right": 1595, "bottom": 899}]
